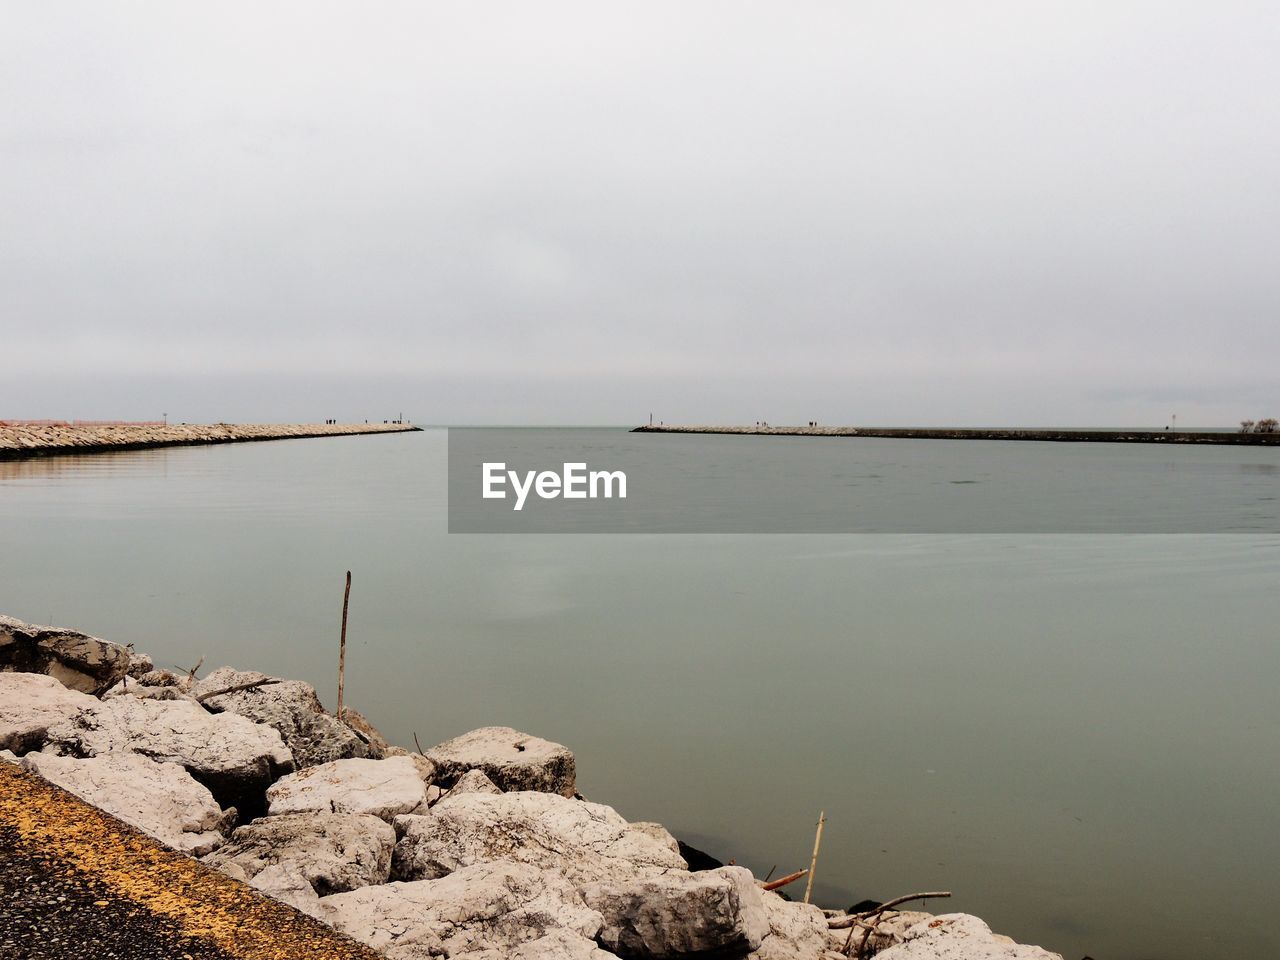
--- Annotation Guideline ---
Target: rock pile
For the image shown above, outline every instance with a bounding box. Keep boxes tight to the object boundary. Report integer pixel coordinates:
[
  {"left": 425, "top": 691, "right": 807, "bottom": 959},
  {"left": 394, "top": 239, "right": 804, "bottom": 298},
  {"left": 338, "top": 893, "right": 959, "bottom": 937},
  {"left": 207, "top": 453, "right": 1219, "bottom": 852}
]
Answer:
[
  {"left": 0, "top": 613, "right": 1063, "bottom": 960},
  {"left": 0, "top": 422, "right": 419, "bottom": 459}
]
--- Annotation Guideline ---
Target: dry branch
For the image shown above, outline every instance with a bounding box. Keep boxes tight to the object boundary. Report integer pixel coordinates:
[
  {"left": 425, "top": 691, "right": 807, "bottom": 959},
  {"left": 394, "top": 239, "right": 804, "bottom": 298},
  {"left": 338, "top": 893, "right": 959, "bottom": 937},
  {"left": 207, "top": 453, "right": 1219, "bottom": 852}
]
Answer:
[
  {"left": 762, "top": 869, "right": 807, "bottom": 891},
  {"left": 828, "top": 892, "right": 953, "bottom": 930},
  {"left": 195, "top": 678, "right": 282, "bottom": 703},
  {"left": 829, "top": 891, "right": 952, "bottom": 959}
]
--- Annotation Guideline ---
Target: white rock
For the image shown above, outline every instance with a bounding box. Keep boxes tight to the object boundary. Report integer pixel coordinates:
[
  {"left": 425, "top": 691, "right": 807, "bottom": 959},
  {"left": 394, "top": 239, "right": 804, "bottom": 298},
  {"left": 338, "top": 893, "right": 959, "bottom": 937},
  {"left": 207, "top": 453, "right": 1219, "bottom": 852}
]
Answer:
[
  {"left": 232, "top": 860, "right": 325, "bottom": 917},
  {"left": 451, "top": 768, "right": 502, "bottom": 795},
  {"left": 425, "top": 726, "right": 576, "bottom": 796},
  {"left": 0, "top": 614, "right": 132, "bottom": 695},
  {"left": 0, "top": 673, "right": 95, "bottom": 754},
  {"left": 464, "top": 929, "right": 614, "bottom": 960},
  {"left": 753, "top": 889, "right": 834, "bottom": 959},
  {"left": 204, "top": 813, "right": 394, "bottom": 908},
  {"left": 318, "top": 859, "right": 603, "bottom": 960},
  {"left": 392, "top": 791, "right": 687, "bottom": 885},
  {"left": 50, "top": 693, "right": 293, "bottom": 809},
  {"left": 21, "top": 752, "right": 228, "bottom": 855},
  {"left": 105, "top": 668, "right": 195, "bottom": 701},
  {"left": 383, "top": 747, "right": 439, "bottom": 785},
  {"left": 266, "top": 756, "right": 429, "bottom": 821},
  {"left": 583, "top": 866, "right": 769, "bottom": 959},
  {"left": 0, "top": 674, "right": 292, "bottom": 808},
  {"left": 195, "top": 667, "right": 375, "bottom": 768},
  {"left": 626, "top": 822, "right": 681, "bottom": 859},
  {"left": 876, "top": 914, "right": 1063, "bottom": 960}
]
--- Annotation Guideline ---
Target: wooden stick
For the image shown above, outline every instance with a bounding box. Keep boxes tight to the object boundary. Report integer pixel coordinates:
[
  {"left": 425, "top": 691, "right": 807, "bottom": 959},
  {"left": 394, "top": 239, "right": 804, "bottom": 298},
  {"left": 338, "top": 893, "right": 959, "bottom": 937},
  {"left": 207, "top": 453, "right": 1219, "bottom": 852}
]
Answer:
[
  {"left": 195, "top": 678, "right": 282, "bottom": 703},
  {"left": 176, "top": 656, "right": 205, "bottom": 682},
  {"left": 762, "top": 869, "right": 807, "bottom": 891},
  {"left": 828, "top": 891, "right": 953, "bottom": 928},
  {"left": 337, "top": 570, "right": 351, "bottom": 720},
  {"left": 803, "top": 811, "right": 825, "bottom": 904},
  {"left": 859, "top": 891, "right": 951, "bottom": 917}
]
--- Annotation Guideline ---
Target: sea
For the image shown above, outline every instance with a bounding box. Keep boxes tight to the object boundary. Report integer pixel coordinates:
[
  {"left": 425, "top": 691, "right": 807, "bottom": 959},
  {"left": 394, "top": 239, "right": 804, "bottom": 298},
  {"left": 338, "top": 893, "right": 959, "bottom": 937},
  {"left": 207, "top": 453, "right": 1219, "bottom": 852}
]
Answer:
[{"left": 2, "top": 427, "right": 1277, "bottom": 960}]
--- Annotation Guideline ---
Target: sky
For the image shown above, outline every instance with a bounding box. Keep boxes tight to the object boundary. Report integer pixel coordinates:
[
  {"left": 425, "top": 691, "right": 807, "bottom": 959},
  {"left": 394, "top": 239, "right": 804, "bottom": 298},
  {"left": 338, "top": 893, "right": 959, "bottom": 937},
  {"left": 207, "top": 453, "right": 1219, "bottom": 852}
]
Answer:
[{"left": 2, "top": 2, "right": 1277, "bottom": 426}]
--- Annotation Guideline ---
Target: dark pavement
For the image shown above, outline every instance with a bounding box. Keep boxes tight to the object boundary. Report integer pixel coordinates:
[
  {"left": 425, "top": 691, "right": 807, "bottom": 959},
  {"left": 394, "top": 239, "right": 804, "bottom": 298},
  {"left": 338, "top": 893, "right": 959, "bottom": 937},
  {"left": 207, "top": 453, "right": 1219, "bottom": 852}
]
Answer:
[{"left": 0, "top": 762, "right": 383, "bottom": 960}]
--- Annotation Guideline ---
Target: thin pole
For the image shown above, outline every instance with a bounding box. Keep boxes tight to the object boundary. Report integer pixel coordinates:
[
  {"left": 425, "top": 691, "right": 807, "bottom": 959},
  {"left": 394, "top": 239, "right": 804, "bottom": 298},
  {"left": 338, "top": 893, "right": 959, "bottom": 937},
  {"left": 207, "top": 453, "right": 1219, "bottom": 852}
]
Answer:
[
  {"left": 803, "top": 810, "right": 825, "bottom": 904},
  {"left": 337, "top": 570, "right": 351, "bottom": 720}
]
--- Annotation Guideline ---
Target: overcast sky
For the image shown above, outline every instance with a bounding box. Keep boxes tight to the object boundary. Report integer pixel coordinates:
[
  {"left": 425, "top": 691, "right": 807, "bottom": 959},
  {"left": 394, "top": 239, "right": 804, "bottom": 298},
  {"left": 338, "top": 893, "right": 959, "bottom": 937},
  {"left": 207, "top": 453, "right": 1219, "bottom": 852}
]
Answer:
[{"left": 3, "top": 3, "right": 1277, "bottom": 425}]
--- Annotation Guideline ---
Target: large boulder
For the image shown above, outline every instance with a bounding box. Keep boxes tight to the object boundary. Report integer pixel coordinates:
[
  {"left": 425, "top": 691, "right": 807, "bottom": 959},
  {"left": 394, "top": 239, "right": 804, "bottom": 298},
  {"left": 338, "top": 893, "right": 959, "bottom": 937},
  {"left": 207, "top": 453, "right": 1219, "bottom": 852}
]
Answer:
[
  {"left": 318, "top": 859, "right": 603, "bottom": 960},
  {"left": 876, "top": 914, "right": 1063, "bottom": 960},
  {"left": 582, "top": 866, "right": 768, "bottom": 959},
  {"left": 20, "top": 752, "right": 229, "bottom": 855},
  {"left": 0, "top": 615, "right": 131, "bottom": 696},
  {"left": 0, "top": 673, "right": 294, "bottom": 809},
  {"left": 392, "top": 791, "right": 688, "bottom": 885},
  {"left": 0, "top": 673, "right": 96, "bottom": 754},
  {"left": 266, "top": 756, "right": 429, "bottom": 821},
  {"left": 203, "top": 813, "right": 394, "bottom": 911},
  {"left": 62, "top": 695, "right": 292, "bottom": 810},
  {"left": 195, "top": 667, "right": 376, "bottom": 767},
  {"left": 753, "top": 889, "right": 836, "bottom": 959},
  {"left": 425, "top": 726, "right": 576, "bottom": 796}
]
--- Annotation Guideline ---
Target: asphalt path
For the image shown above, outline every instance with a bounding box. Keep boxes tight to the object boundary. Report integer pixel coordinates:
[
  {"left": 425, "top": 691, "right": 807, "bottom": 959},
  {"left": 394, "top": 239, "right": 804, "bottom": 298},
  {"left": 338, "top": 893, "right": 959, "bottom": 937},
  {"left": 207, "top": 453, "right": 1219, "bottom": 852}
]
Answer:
[{"left": 0, "top": 762, "right": 383, "bottom": 960}]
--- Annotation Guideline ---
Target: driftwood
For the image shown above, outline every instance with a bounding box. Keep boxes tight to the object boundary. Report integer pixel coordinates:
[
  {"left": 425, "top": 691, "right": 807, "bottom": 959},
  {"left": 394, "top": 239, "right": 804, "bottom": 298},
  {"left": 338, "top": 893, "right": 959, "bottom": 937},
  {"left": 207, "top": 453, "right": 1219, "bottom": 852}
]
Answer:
[
  {"left": 762, "top": 869, "right": 807, "bottom": 891},
  {"left": 194, "top": 678, "right": 283, "bottom": 703},
  {"left": 175, "top": 656, "right": 205, "bottom": 682},
  {"left": 828, "top": 891, "right": 952, "bottom": 959}
]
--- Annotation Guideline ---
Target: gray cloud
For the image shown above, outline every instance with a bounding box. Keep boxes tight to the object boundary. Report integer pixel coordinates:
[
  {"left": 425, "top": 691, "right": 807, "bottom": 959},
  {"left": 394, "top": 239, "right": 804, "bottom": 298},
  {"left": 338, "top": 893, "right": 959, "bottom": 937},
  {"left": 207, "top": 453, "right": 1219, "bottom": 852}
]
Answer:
[{"left": 3, "top": 2, "right": 1277, "bottom": 426}]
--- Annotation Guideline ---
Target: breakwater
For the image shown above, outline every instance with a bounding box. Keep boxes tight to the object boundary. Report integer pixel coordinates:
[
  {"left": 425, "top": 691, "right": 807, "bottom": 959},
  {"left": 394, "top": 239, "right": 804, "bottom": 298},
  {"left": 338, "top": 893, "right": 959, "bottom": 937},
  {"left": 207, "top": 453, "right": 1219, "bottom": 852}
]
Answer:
[
  {"left": 632, "top": 424, "right": 1280, "bottom": 445},
  {"left": 0, "top": 422, "right": 421, "bottom": 460}
]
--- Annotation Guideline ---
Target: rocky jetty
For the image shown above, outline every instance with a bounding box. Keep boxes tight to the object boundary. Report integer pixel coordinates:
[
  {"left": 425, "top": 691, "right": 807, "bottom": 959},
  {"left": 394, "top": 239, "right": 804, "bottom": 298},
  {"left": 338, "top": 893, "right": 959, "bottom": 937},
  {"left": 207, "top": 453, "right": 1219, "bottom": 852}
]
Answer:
[
  {"left": 0, "top": 613, "right": 1064, "bottom": 960},
  {"left": 632, "top": 423, "right": 1280, "bottom": 446},
  {"left": 0, "top": 421, "right": 420, "bottom": 460}
]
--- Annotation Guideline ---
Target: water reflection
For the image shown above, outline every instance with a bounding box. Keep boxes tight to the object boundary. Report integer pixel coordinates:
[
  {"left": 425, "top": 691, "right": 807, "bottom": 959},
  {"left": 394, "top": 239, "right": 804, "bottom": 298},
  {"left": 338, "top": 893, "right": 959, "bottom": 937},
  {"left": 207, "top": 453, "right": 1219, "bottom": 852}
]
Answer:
[{"left": 0, "top": 449, "right": 173, "bottom": 482}]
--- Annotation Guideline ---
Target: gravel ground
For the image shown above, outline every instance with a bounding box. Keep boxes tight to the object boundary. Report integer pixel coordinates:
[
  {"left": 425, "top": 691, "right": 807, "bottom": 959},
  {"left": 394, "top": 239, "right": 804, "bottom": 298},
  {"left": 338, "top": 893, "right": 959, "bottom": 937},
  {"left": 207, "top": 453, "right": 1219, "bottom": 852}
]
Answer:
[
  {"left": 0, "top": 824, "right": 235, "bottom": 959},
  {"left": 0, "top": 763, "right": 382, "bottom": 960}
]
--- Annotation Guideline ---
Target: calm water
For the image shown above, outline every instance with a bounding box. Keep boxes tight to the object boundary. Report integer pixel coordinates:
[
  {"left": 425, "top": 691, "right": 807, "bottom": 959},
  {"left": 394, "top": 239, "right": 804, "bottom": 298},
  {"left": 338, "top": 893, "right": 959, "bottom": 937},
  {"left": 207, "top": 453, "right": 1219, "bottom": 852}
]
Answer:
[{"left": 2, "top": 429, "right": 1277, "bottom": 960}]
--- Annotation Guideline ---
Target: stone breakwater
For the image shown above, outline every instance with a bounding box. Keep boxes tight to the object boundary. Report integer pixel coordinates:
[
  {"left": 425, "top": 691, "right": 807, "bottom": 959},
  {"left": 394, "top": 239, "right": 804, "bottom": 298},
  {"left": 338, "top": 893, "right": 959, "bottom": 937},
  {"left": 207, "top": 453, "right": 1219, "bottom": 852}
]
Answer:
[
  {"left": 632, "top": 424, "right": 1280, "bottom": 445},
  {"left": 0, "top": 613, "right": 1064, "bottom": 960},
  {"left": 0, "top": 422, "right": 421, "bottom": 460}
]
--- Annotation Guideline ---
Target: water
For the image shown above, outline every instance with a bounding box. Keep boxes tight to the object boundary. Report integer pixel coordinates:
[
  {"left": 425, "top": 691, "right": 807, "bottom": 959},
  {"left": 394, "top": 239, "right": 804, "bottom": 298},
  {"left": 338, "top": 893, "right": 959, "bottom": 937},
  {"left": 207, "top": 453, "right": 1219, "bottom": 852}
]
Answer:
[{"left": 1, "top": 428, "right": 1277, "bottom": 960}]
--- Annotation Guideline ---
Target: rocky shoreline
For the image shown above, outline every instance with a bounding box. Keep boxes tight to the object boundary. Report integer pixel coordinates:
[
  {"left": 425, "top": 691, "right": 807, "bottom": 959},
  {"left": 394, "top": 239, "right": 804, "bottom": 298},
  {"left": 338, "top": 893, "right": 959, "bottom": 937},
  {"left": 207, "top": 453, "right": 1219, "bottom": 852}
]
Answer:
[
  {"left": 0, "top": 422, "right": 421, "bottom": 460},
  {"left": 0, "top": 614, "right": 1063, "bottom": 960}
]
